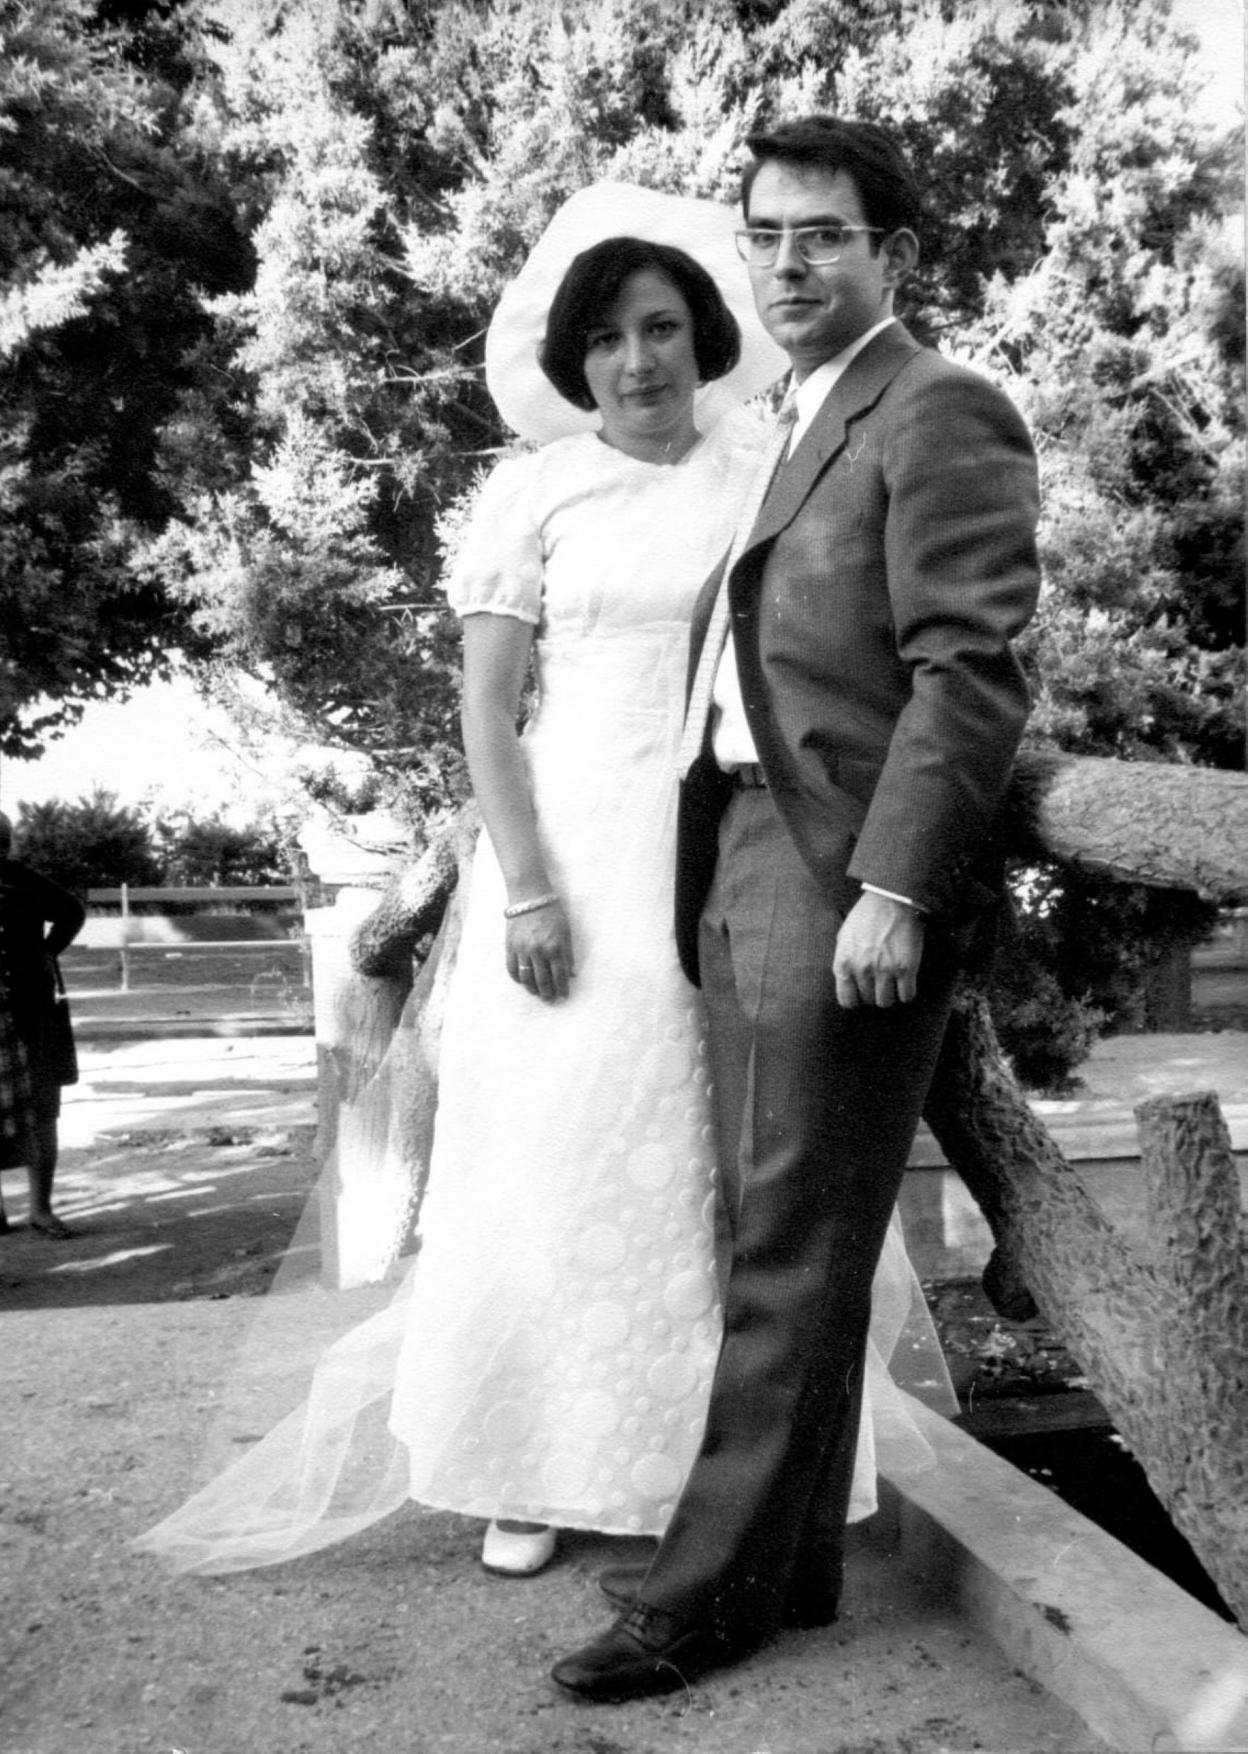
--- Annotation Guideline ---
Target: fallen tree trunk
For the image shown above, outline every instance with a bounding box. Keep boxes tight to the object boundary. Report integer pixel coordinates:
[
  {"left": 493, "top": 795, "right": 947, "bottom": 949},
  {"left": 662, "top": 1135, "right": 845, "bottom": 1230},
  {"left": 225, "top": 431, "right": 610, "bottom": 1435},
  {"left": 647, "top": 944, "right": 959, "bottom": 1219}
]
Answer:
[
  {"left": 351, "top": 805, "right": 478, "bottom": 980},
  {"left": 344, "top": 757, "right": 1248, "bottom": 1323},
  {"left": 1009, "top": 751, "right": 1248, "bottom": 904},
  {"left": 351, "top": 756, "right": 1248, "bottom": 978},
  {"left": 931, "top": 990, "right": 1247, "bottom": 1624}
]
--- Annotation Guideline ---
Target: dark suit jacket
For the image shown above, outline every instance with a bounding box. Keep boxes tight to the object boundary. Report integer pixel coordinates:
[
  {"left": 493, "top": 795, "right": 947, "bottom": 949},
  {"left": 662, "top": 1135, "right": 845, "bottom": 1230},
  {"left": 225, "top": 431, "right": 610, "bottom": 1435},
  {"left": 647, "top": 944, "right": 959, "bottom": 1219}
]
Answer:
[{"left": 676, "top": 321, "right": 1041, "bottom": 985}]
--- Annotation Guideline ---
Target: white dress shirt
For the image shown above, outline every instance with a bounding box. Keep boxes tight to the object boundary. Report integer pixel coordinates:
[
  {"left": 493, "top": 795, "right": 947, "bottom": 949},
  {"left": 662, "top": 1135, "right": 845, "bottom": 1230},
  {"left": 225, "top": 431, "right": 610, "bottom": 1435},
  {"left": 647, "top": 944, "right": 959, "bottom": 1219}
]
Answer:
[{"left": 710, "top": 317, "right": 916, "bottom": 908}]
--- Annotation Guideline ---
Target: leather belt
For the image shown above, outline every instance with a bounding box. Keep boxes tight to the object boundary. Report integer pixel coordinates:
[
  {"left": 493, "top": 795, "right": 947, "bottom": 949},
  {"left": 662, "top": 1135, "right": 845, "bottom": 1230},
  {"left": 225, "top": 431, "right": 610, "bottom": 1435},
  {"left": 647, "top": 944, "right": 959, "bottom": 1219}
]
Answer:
[{"left": 731, "top": 762, "right": 768, "bottom": 789}]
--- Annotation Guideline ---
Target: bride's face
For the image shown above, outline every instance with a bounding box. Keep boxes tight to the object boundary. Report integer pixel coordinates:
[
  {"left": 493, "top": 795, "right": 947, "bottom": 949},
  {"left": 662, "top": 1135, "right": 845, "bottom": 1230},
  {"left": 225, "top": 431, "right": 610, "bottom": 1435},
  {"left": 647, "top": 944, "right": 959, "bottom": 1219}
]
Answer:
[{"left": 582, "top": 269, "right": 701, "bottom": 463}]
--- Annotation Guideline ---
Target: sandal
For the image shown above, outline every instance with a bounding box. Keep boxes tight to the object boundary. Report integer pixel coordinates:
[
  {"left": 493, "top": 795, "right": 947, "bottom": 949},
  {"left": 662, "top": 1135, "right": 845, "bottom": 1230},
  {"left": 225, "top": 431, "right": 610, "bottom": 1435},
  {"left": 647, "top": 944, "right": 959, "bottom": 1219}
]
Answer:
[{"left": 29, "top": 1214, "right": 77, "bottom": 1240}]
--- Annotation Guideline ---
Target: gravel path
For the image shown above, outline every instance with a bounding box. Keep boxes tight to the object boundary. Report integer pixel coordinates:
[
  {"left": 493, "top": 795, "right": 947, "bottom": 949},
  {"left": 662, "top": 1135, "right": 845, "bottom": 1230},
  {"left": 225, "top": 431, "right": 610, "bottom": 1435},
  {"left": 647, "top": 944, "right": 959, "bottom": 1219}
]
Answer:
[{"left": 0, "top": 1040, "right": 1105, "bottom": 1754}]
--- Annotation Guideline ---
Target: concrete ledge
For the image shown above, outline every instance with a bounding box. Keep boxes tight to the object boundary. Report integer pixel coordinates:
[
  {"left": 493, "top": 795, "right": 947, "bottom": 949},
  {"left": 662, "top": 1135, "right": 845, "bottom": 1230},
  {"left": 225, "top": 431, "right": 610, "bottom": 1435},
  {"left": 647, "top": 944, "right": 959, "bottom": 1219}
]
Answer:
[
  {"left": 909, "top": 1031, "right": 1248, "bottom": 1165},
  {"left": 884, "top": 1394, "right": 1248, "bottom": 1751}
]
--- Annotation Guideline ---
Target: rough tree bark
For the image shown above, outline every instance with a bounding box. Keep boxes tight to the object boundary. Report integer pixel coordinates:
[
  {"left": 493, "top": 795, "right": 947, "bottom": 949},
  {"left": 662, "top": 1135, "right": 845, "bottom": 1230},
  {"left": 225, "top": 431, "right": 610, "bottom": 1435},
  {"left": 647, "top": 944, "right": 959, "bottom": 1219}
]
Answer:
[
  {"left": 352, "top": 805, "right": 478, "bottom": 980},
  {"left": 926, "top": 990, "right": 1248, "bottom": 1623},
  {"left": 1137, "top": 1092, "right": 1248, "bottom": 1623},
  {"left": 1008, "top": 751, "right": 1248, "bottom": 903}
]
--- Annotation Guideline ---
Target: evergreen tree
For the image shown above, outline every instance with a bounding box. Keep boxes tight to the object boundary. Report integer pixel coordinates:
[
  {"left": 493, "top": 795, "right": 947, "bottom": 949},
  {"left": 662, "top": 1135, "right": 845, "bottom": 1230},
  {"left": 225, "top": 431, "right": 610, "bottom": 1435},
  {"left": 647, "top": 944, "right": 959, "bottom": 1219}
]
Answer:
[
  {"left": 143, "top": 0, "right": 1164, "bottom": 808},
  {"left": 152, "top": 809, "right": 287, "bottom": 884},
  {"left": 6, "top": 0, "right": 1240, "bottom": 1079},
  {"left": 948, "top": 0, "right": 1245, "bottom": 1068},
  {"left": 0, "top": 0, "right": 253, "bottom": 758},
  {"left": 964, "top": 0, "right": 1244, "bottom": 769},
  {"left": 14, "top": 787, "right": 161, "bottom": 893}
]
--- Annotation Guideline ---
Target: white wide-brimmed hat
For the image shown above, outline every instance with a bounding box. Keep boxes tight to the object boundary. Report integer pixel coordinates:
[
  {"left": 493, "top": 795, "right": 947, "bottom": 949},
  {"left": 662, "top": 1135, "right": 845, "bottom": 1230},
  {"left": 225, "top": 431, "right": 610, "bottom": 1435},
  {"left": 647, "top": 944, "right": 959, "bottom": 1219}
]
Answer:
[{"left": 484, "top": 182, "right": 789, "bottom": 444}]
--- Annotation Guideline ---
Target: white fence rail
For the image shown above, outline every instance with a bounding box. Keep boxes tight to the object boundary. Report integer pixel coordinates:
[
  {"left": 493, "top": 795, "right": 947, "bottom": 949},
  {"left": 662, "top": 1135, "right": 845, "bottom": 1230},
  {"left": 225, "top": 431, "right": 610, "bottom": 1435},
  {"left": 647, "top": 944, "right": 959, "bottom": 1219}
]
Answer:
[{"left": 82, "top": 884, "right": 308, "bottom": 992}]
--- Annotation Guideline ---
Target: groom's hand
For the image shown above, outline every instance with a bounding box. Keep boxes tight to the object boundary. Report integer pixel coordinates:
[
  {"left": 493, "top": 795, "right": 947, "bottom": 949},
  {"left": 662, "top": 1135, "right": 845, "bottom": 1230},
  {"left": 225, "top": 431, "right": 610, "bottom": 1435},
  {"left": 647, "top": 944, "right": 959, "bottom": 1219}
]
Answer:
[{"left": 833, "top": 891, "right": 924, "bottom": 1009}]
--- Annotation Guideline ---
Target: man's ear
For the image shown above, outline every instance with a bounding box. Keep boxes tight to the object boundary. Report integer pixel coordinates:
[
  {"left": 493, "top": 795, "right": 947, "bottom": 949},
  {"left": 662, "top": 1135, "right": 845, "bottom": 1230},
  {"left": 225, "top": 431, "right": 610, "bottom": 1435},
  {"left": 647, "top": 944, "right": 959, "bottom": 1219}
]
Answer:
[{"left": 881, "top": 228, "right": 919, "bottom": 287}]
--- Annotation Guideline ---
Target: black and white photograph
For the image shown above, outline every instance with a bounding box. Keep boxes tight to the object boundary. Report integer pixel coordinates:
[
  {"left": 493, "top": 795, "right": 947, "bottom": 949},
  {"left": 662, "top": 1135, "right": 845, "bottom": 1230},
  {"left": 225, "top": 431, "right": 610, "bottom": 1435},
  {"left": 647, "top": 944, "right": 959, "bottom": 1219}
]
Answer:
[{"left": 1, "top": 2, "right": 1244, "bottom": 1750}]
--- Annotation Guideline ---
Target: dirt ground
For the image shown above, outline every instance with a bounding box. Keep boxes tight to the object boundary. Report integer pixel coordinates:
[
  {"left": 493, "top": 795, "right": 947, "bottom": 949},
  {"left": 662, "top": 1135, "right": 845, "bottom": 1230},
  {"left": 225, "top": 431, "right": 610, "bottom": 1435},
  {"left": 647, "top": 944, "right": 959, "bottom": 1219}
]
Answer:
[{"left": 0, "top": 1107, "right": 1107, "bottom": 1754}]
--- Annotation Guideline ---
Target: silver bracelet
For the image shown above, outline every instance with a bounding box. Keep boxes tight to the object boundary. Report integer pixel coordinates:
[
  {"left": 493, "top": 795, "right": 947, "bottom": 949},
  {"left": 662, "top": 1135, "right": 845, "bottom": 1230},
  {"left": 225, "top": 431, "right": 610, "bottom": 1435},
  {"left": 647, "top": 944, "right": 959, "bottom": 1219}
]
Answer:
[{"left": 503, "top": 892, "right": 559, "bottom": 919}]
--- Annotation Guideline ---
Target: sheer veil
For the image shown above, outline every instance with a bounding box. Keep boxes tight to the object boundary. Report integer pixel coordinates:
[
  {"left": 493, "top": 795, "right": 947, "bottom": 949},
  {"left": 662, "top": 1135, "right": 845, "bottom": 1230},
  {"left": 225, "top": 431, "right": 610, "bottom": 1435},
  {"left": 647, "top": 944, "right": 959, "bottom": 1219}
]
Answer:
[
  {"left": 134, "top": 847, "right": 955, "bottom": 1577},
  {"left": 134, "top": 886, "right": 463, "bottom": 1573}
]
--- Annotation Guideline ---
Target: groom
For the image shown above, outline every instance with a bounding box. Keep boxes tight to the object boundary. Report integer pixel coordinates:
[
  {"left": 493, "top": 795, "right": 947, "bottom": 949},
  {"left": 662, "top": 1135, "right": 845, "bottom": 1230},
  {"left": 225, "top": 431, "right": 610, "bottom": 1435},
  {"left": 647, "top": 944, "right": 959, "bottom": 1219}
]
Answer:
[{"left": 553, "top": 115, "right": 1041, "bottom": 1700}]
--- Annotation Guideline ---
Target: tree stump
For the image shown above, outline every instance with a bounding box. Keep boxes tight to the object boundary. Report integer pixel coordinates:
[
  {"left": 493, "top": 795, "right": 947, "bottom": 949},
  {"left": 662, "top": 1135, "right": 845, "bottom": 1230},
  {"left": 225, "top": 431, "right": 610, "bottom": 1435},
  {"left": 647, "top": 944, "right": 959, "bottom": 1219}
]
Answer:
[
  {"left": 929, "top": 989, "right": 1248, "bottom": 1624},
  {"left": 1136, "top": 1092, "right": 1248, "bottom": 1623}
]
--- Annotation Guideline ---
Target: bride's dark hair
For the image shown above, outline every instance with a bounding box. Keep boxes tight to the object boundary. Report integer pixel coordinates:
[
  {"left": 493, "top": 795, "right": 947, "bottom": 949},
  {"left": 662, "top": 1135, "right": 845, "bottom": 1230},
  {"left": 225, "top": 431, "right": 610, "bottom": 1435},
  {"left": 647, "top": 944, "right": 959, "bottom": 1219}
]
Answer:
[{"left": 540, "top": 236, "right": 741, "bottom": 412}]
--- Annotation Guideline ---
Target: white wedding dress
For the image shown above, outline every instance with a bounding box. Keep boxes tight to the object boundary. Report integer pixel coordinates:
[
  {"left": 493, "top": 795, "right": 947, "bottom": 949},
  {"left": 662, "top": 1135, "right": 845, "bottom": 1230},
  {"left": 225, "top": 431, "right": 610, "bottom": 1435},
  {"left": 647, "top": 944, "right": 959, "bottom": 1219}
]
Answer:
[{"left": 135, "top": 417, "right": 953, "bottom": 1573}]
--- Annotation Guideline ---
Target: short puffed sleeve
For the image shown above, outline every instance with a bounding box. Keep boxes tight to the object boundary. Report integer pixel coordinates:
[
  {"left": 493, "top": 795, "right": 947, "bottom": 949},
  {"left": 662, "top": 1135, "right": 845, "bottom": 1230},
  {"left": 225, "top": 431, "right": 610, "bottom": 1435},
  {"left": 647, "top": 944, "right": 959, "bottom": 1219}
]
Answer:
[{"left": 443, "top": 454, "right": 543, "bottom": 625}]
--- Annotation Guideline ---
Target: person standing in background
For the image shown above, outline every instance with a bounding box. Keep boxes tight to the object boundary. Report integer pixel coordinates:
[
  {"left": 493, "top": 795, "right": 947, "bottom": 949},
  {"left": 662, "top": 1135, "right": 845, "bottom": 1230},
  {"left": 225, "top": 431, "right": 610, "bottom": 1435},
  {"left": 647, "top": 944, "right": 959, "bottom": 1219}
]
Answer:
[{"left": 0, "top": 811, "right": 85, "bottom": 1238}]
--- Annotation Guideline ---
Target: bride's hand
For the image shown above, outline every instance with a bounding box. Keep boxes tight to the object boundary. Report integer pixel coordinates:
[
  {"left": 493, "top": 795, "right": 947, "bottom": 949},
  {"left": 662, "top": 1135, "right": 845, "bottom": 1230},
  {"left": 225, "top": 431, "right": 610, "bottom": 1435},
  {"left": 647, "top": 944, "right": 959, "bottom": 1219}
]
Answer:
[{"left": 506, "top": 900, "right": 575, "bottom": 1002}]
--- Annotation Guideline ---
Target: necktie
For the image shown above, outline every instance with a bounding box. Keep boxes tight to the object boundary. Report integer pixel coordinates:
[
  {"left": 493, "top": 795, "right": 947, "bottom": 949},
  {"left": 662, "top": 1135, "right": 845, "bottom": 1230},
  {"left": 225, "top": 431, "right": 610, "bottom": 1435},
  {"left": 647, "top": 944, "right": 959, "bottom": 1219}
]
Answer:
[{"left": 676, "top": 399, "right": 797, "bottom": 777}]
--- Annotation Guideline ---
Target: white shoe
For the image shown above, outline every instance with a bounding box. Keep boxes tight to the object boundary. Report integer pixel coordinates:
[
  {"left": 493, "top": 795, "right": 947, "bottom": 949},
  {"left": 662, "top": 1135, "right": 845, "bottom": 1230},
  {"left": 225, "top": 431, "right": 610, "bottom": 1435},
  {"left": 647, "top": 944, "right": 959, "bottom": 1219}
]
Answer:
[{"left": 481, "top": 1520, "right": 557, "bottom": 1576}]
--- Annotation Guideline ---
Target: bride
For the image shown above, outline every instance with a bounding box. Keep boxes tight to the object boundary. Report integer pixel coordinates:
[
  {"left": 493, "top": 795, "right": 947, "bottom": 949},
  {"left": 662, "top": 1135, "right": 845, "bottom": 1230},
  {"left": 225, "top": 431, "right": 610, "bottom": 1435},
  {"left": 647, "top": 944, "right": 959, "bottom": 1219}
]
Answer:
[{"left": 135, "top": 183, "right": 953, "bottom": 1583}]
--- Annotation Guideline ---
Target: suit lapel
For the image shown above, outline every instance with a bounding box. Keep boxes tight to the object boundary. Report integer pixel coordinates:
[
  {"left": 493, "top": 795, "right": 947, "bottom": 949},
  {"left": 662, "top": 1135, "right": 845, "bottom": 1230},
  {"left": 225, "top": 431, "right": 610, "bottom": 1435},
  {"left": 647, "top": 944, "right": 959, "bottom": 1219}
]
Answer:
[{"left": 740, "top": 322, "right": 920, "bottom": 560}]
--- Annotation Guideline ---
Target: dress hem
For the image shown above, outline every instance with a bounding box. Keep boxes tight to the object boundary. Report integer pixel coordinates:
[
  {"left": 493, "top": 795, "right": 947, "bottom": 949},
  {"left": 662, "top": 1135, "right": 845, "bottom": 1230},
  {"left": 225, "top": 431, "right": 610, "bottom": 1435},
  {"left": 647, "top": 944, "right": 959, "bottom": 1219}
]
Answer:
[{"left": 404, "top": 1488, "right": 878, "bottom": 1539}]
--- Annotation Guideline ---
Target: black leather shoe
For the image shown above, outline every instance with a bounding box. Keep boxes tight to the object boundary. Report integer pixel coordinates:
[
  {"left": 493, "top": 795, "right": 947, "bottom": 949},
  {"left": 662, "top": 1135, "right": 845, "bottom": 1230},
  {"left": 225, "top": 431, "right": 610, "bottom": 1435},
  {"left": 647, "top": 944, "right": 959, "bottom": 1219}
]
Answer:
[
  {"left": 551, "top": 1611, "right": 748, "bottom": 1702},
  {"left": 597, "top": 1562, "right": 839, "bottom": 1630}
]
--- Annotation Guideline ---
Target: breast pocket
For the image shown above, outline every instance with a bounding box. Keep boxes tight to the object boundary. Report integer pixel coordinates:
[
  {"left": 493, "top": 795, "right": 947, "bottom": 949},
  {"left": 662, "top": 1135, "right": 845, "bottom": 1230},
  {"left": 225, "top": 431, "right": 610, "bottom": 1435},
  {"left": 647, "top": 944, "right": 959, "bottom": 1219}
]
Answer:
[{"left": 765, "top": 521, "right": 892, "bottom": 656}]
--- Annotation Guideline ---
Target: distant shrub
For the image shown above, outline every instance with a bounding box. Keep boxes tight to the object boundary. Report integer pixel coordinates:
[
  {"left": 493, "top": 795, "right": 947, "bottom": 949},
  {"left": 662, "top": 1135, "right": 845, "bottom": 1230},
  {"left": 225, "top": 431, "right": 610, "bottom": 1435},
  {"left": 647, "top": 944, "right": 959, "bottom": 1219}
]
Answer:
[
  {"left": 14, "top": 789, "right": 161, "bottom": 894},
  {"left": 990, "top": 864, "right": 1219, "bottom": 1092},
  {"left": 153, "top": 814, "right": 288, "bottom": 886},
  {"left": 13, "top": 793, "right": 292, "bottom": 894}
]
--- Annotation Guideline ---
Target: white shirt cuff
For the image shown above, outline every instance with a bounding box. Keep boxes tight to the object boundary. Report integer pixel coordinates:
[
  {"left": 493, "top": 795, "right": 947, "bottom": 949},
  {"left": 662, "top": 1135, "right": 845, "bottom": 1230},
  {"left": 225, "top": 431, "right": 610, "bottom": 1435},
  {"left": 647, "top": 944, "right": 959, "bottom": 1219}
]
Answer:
[{"left": 862, "top": 882, "right": 922, "bottom": 913}]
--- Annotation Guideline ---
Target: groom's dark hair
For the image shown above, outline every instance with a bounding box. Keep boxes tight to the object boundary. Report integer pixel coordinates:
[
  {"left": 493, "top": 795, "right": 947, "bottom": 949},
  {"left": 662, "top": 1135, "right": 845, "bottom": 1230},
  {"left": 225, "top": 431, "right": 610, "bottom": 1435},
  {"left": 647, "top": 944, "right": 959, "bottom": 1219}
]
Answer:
[
  {"left": 742, "top": 115, "right": 923, "bottom": 242},
  {"left": 541, "top": 237, "right": 741, "bottom": 412}
]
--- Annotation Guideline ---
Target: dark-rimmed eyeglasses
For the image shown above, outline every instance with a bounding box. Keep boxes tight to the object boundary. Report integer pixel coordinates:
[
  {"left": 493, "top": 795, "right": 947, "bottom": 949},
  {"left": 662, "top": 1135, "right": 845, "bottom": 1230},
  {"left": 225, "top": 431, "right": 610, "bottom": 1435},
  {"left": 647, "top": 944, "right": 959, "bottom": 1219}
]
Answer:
[{"left": 734, "top": 224, "right": 886, "bottom": 266}]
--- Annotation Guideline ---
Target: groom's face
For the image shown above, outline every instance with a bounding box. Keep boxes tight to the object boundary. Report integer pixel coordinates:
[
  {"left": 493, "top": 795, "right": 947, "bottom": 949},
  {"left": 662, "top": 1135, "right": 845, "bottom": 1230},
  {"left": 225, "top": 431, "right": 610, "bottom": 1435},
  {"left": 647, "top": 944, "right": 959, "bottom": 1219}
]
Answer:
[{"left": 744, "top": 161, "right": 900, "bottom": 381}]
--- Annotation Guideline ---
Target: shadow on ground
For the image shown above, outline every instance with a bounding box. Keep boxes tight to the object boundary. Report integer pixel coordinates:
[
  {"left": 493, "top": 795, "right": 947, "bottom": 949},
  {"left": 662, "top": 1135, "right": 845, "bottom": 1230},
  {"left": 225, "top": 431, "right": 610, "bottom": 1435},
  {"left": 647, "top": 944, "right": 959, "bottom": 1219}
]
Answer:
[
  {"left": 0, "top": 1129, "right": 315, "bottom": 1310},
  {"left": 0, "top": 1049, "right": 1110, "bottom": 1752}
]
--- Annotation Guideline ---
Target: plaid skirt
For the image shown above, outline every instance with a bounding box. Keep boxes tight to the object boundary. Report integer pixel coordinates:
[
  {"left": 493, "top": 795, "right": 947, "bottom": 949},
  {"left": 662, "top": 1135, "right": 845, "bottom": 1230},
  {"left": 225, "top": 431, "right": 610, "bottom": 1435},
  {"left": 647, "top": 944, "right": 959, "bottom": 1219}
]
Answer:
[{"left": 0, "top": 1000, "right": 37, "bottom": 1168}]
